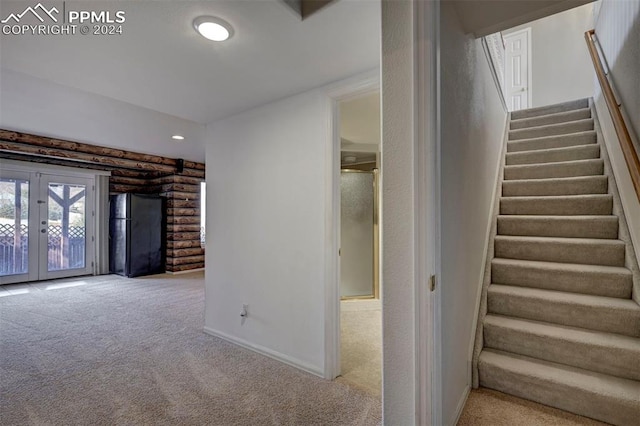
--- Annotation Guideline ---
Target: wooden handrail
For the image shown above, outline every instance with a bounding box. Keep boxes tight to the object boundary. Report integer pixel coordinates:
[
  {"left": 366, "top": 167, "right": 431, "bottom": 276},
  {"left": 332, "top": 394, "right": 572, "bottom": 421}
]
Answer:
[{"left": 585, "top": 29, "right": 640, "bottom": 202}]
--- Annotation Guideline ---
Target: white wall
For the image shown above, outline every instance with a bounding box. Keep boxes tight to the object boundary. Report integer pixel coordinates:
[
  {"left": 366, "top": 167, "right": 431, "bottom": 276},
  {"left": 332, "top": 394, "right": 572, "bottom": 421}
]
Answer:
[
  {"left": 440, "top": 2, "right": 508, "bottom": 423},
  {"left": 0, "top": 69, "right": 206, "bottom": 162},
  {"left": 204, "top": 87, "right": 330, "bottom": 376},
  {"left": 504, "top": 3, "right": 595, "bottom": 108},
  {"left": 595, "top": 0, "right": 640, "bottom": 153},
  {"left": 594, "top": 0, "right": 640, "bottom": 297}
]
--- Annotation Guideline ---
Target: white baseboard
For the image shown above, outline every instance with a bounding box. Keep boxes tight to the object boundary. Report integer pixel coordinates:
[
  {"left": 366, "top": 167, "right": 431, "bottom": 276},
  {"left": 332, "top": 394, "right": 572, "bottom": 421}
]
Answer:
[
  {"left": 451, "top": 385, "right": 471, "bottom": 426},
  {"left": 166, "top": 268, "right": 204, "bottom": 275},
  {"left": 202, "top": 326, "right": 324, "bottom": 378}
]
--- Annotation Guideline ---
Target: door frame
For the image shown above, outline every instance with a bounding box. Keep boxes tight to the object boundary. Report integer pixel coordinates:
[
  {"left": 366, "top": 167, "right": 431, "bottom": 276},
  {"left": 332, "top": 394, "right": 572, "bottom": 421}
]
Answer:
[
  {"left": 0, "top": 159, "right": 109, "bottom": 285},
  {"left": 324, "top": 71, "right": 380, "bottom": 381},
  {"left": 415, "top": 0, "right": 442, "bottom": 423},
  {"left": 503, "top": 27, "right": 533, "bottom": 111}
]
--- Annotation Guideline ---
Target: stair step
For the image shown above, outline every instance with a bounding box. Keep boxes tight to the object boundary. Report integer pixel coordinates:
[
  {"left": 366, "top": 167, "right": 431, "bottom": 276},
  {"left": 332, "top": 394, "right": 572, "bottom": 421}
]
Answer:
[
  {"left": 494, "top": 235, "right": 625, "bottom": 266},
  {"left": 478, "top": 349, "right": 640, "bottom": 425},
  {"left": 504, "top": 159, "right": 604, "bottom": 180},
  {"left": 509, "top": 119, "right": 594, "bottom": 141},
  {"left": 510, "top": 98, "right": 590, "bottom": 120},
  {"left": 505, "top": 144, "right": 600, "bottom": 165},
  {"left": 502, "top": 176, "right": 608, "bottom": 196},
  {"left": 483, "top": 315, "right": 640, "bottom": 381},
  {"left": 491, "top": 258, "right": 632, "bottom": 298},
  {"left": 497, "top": 215, "right": 618, "bottom": 239},
  {"left": 500, "top": 194, "right": 613, "bottom": 215},
  {"left": 487, "top": 285, "right": 640, "bottom": 337},
  {"left": 510, "top": 108, "right": 592, "bottom": 130},
  {"left": 507, "top": 131, "right": 596, "bottom": 153}
]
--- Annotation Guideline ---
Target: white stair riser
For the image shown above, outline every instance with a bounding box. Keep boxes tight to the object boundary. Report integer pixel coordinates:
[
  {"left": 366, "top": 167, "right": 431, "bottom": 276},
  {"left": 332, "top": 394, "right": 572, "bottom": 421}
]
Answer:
[
  {"left": 507, "top": 131, "right": 597, "bottom": 153},
  {"left": 509, "top": 119, "right": 594, "bottom": 141},
  {"left": 502, "top": 176, "right": 608, "bottom": 196}
]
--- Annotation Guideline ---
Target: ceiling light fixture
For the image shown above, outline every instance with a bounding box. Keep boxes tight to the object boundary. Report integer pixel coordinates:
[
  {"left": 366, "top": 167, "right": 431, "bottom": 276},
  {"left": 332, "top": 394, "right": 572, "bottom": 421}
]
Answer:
[
  {"left": 172, "top": 135, "right": 185, "bottom": 140},
  {"left": 193, "top": 16, "right": 234, "bottom": 42}
]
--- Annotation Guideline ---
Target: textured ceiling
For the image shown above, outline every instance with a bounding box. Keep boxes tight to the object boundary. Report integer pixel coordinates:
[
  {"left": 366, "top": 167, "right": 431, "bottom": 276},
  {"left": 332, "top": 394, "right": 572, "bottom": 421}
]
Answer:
[{"left": 0, "top": 0, "right": 381, "bottom": 124}]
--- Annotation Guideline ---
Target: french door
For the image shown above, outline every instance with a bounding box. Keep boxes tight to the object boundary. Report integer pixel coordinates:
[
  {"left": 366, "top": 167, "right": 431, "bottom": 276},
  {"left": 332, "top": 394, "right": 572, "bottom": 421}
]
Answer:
[{"left": 0, "top": 168, "right": 95, "bottom": 285}]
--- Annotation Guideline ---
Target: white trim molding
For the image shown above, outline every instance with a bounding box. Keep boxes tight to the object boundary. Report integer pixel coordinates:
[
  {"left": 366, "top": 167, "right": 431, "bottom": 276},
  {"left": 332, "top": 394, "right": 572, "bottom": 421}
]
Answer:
[
  {"left": 203, "top": 327, "right": 324, "bottom": 378},
  {"left": 323, "top": 69, "right": 380, "bottom": 380}
]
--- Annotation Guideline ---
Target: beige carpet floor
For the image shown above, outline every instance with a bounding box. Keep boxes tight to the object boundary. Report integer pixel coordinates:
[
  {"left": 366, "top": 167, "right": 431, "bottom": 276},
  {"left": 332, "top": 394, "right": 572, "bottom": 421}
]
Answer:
[
  {"left": 458, "top": 388, "right": 610, "bottom": 426},
  {"left": 336, "top": 299, "right": 382, "bottom": 398},
  {"left": 0, "top": 272, "right": 381, "bottom": 425}
]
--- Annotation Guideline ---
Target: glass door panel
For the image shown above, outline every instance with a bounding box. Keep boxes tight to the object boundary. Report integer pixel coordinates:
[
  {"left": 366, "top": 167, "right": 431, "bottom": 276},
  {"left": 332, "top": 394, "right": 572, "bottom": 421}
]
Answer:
[
  {"left": 46, "top": 183, "right": 87, "bottom": 272},
  {"left": 39, "top": 176, "right": 93, "bottom": 281},
  {"left": 340, "top": 171, "right": 376, "bottom": 298},
  {"left": 0, "top": 177, "right": 30, "bottom": 278}
]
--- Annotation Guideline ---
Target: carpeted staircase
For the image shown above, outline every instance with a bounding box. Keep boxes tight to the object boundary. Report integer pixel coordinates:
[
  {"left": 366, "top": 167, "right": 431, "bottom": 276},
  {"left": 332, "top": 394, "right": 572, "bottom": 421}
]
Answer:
[{"left": 477, "top": 98, "right": 640, "bottom": 425}]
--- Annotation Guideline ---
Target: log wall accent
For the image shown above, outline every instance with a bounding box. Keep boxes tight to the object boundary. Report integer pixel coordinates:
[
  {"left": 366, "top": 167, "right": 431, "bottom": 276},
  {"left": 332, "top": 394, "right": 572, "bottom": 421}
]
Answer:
[
  {"left": 151, "top": 174, "right": 204, "bottom": 272},
  {"left": 0, "top": 129, "right": 205, "bottom": 273}
]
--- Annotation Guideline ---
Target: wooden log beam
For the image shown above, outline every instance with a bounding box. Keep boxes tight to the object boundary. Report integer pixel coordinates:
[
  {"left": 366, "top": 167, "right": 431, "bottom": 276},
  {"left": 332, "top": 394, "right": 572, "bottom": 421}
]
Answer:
[
  {"left": 0, "top": 129, "right": 206, "bottom": 171},
  {"left": 167, "top": 199, "right": 199, "bottom": 209},
  {"left": 108, "top": 176, "right": 151, "bottom": 186},
  {"left": 168, "top": 240, "right": 203, "bottom": 249},
  {"left": 150, "top": 175, "right": 203, "bottom": 185},
  {"left": 166, "top": 255, "right": 205, "bottom": 265},
  {"left": 163, "top": 191, "right": 200, "bottom": 201},
  {"left": 168, "top": 216, "right": 201, "bottom": 224},
  {"left": 167, "top": 263, "right": 205, "bottom": 272},
  {"left": 167, "top": 208, "right": 198, "bottom": 216},
  {"left": 168, "top": 232, "right": 202, "bottom": 241},
  {"left": 172, "top": 248, "right": 204, "bottom": 257},
  {"left": 109, "top": 184, "right": 157, "bottom": 194},
  {"left": 167, "top": 224, "right": 202, "bottom": 233},
  {"left": 160, "top": 183, "right": 201, "bottom": 194},
  {"left": 0, "top": 140, "right": 205, "bottom": 178}
]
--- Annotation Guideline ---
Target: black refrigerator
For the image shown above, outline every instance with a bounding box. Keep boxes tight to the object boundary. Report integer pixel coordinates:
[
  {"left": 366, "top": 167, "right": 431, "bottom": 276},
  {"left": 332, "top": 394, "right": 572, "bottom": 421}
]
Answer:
[{"left": 109, "top": 194, "right": 166, "bottom": 277}]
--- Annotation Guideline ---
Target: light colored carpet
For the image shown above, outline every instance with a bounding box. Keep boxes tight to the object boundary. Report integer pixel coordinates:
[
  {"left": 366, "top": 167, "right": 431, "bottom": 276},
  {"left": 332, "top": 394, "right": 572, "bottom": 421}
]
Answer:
[
  {"left": 458, "top": 388, "right": 610, "bottom": 426},
  {"left": 0, "top": 273, "right": 381, "bottom": 425},
  {"left": 475, "top": 98, "right": 640, "bottom": 424},
  {"left": 336, "top": 299, "right": 381, "bottom": 398}
]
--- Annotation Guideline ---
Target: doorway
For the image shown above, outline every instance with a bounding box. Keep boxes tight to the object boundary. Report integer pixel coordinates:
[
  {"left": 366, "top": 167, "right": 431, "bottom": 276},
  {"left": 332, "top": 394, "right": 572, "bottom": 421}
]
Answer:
[
  {"left": 503, "top": 27, "right": 532, "bottom": 111},
  {"left": 335, "top": 90, "right": 382, "bottom": 396},
  {"left": 0, "top": 162, "right": 97, "bottom": 285}
]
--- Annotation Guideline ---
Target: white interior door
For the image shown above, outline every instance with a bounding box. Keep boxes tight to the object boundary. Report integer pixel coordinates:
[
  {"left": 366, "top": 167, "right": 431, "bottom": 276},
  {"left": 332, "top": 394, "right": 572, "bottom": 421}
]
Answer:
[
  {"left": 0, "top": 165, "right": 96, "bottom": 285},
  {"left": 504, "top": 28, "right": 532, "bottom": 112}
]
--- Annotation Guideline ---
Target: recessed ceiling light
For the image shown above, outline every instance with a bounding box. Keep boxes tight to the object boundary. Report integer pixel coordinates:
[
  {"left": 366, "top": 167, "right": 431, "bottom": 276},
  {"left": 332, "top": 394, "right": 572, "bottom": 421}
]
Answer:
[
  {"left": 172, "top": 135, "right": 185, "bottom": 140},
  {"left": 193, "top": 16, "right": 234, "bottom": 42}
]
